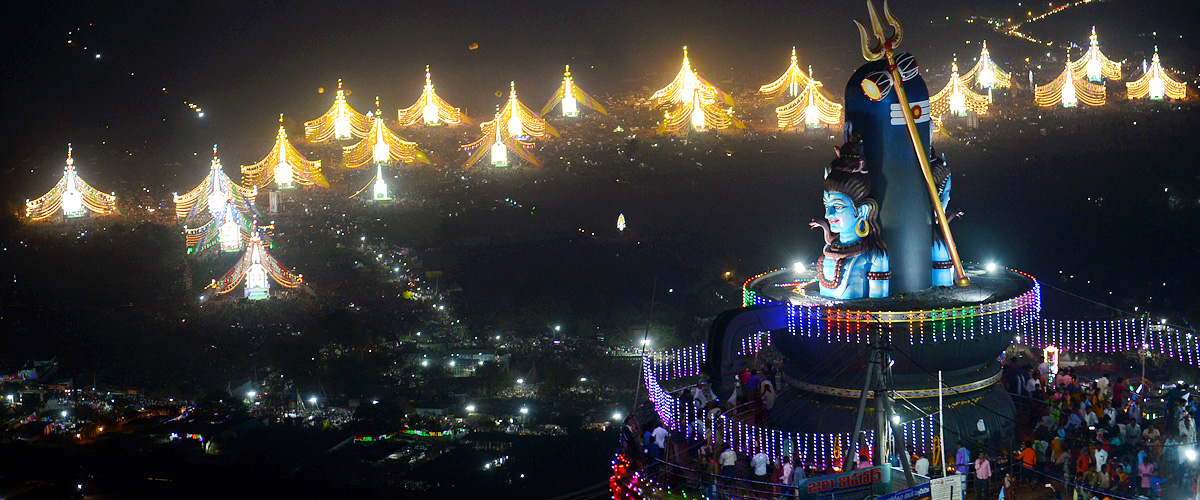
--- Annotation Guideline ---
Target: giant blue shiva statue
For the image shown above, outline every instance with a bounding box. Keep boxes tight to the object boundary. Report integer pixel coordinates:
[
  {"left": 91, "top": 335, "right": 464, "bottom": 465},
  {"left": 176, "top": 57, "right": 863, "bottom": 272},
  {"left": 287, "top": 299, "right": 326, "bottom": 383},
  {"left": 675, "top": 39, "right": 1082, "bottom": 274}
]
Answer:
[{"left": 811, "top": 137, "right": 890, "bottom": 299}]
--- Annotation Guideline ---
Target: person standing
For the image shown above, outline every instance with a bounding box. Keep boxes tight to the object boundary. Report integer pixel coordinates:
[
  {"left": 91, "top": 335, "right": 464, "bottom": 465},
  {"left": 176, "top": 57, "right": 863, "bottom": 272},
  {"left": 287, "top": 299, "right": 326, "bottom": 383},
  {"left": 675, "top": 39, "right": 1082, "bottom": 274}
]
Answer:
[
  {"left": 719, "top": 445, "right": 738, "bottom": 478},
  {"left": 751, "top": 449, "right": 771, "bottom": 483},
  {"left": 916, "top": 453, "right": 931, "bottom": 476},
  {"left": 1017, "top": 442, "right": 1038, "bottom": 484},
  {"left": 975, "top": 452, "right": 992, "bottom": 500},
  {"left": 956, "top": 443, "right": 971, "bottom": 475},
  {"left": 1139, "top": 458, "right": 1156, "bottom": 496}
]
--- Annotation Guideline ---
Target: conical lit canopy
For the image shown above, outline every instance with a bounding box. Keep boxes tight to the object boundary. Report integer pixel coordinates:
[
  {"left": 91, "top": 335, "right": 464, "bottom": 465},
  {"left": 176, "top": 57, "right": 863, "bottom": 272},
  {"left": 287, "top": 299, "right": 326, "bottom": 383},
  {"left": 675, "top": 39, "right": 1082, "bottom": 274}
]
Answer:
[
  {"left": 242, "top": 114, "right": 328, "bottom": 189},
  {"left": 342, "top": 98, "right": 430, "bottom": 168},
  {"left": 1035, "top": 53, "right": 1106, "bottom": 108},
  {"left": 541, "top": 65, "right": 608, "bottom": 117},
  {"left": 760, "top": 47, "right": 815, "bottom": 100},
  {"left": 208, "top": 233, "right": 305, "bottom": 299},
  {"left": 460, "top": 107, "right": 542, "bottom": 170},
  {"left": 774, "top": 66, "right": 841, "bottom": 129},
  {"left": 25, "top": 144, "right": 119, "bottom": 222},
  {"left": 174, "top": 145, "right": 261, "bottom": 227},
  {"left": 930, "top": 59, "right": 990, "bottom": 118},
  {"left": 304, "top": 79, "right": 371, "bottom": 142},
  {"left": 397, "top": 66, "right": 469, "bottom": 126},
  {"left": 496, "top": 81, "right": 559, "bottom": 139},
  {"left": 185, "top": 200, "right": 254, "bottom": 254},
  {"left": 1127, "top": 48, "right": 1188, "bottom": 100},
  {"left": 959, "top": 41, "right": 1011, "bottom": 89},
  {"left": 1071, "top": 27, "right": 1121, "bottom": 82},
  {"left": 651, "top": 47, "right": 744, "bottom": 134}
]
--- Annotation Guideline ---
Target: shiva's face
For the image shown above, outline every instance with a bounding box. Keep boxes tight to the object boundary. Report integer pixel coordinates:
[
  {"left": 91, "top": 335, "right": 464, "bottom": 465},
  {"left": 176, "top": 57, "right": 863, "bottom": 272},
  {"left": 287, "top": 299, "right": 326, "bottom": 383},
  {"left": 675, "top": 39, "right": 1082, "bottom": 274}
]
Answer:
[{"left": 824, "top": 191, "right": 866, "bottom": 238}]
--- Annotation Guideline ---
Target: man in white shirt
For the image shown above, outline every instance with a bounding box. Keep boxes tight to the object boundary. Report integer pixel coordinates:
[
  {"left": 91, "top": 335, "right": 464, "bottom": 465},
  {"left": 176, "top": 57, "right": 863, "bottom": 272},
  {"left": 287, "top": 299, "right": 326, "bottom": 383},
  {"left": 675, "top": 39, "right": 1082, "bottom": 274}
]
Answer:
[
  {"left": 1094, "top": 446, "right": 1108, "bottom": 471},
  {"left": 651, "top": 424, "right": 670, "bottom": 455},
  {"left": 719, "top": 446, "right": 738, "bottom": 477},
  {"left": 915, "top": 454, "right": 931, "bottom": 476},
  {"left": 751, "top": 451, "right": 771, "bottom": 482}
]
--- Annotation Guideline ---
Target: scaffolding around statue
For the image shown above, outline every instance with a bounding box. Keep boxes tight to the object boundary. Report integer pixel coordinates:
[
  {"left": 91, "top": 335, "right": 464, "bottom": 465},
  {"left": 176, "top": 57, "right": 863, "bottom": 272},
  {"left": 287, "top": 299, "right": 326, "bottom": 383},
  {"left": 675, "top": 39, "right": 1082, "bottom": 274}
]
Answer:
[
  {"left": 25, "top": 144, "right": 119, "bottom": 222},
  {"left": 930, "top": 59, "right": 990, "bottom": 118},
  {"left": 1035, "top": 53, "right": 1106, "bottom": 108},
  {"left": 1071, "top": 27, "right": 1122, "bottom": 82},
  {"left": 241, "top": 114, "right": 328, "bottom": 189},
  {"left": 541, "top": 65, "right": 608, "bottom": 118},
  {"left": 651, "top": 46, "right": 745, "bottom": 134},
  {"left": 959, "top": 41, "right": 1011, "bottom": 89},
  {"left": 304, "top": 79, "right": 371, "bottom": 142},
  {"left": 397, "top": 66, "right": 469, "bottom": 126},
  {"left": 208, "top": 233, "right": 306, "bottom": 300},
  {"left": 1127, "top": 48, "right": 1188, "bottom": 101},
  {"left": 342, "top": 98, "right": 430, "bottom": 169}
]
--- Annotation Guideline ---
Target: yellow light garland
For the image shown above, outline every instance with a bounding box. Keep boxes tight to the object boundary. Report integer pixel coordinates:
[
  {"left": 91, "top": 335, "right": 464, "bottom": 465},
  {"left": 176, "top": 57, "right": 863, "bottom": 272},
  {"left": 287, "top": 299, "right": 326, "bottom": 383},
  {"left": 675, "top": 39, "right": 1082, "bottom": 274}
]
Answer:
[
  {"left": 775, "top": 69, "right": 842, "bottom": 129},
  {"left": 304, "top": 79, "right": 371, "bottom": 142},
  {"left": 1035, "top": 55, "right": 1106, "bottom": 108},
  {"left": 930, "top": 59, "right": 990, "bottom": 118},
  {"left": 958, "top": 41, "right": 1012, "bottom": 89},
  {"left": 1070, "top": 27, "right": 1122, "bottom": 82},
  {"left": 343, "top": 98, "right": 430, "bottom": 168},
  {"left": 241, "top": 114, "right": 328, "bottom": 188},
  {"left": 759, "top": 47, "right": 816, "bottom": 100},
  {"left": 397, "top": 66, "right": 469, "bottom": 126},
  {"left": 25, "top": 144, "right": 118, "bottom": 222},
  {"left": 651, "top": 46, "right": 743, "bottom": 134},
  {"left": 1127, "top": 49, "right": 1188, "bottom": 100}
]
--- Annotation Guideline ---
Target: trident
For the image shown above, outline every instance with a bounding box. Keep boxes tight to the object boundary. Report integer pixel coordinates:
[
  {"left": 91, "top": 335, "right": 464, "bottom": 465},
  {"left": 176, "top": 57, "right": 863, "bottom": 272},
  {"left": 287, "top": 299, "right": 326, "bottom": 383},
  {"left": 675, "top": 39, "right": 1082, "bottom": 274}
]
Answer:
[{"left": 856, "top": 0, "right": 970, "bottom": 287}]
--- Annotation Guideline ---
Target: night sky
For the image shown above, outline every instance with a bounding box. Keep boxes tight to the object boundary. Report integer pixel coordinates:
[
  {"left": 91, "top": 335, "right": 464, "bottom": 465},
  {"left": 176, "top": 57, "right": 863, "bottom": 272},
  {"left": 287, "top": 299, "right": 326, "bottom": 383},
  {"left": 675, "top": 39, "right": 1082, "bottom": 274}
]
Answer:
[{"left": 2, "top": 0, "right": 1197, "bottom": 206}]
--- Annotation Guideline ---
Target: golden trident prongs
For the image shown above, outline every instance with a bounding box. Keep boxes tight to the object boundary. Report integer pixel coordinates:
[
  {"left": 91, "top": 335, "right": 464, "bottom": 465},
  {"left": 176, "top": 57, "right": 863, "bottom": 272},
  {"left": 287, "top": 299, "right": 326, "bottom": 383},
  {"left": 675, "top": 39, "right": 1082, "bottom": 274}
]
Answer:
[
  {"left": 855, "top": 0, "right": 903, "bottom": 62},
  {"left": 854, "top": 0, "right": 970, "bottom": 287}
]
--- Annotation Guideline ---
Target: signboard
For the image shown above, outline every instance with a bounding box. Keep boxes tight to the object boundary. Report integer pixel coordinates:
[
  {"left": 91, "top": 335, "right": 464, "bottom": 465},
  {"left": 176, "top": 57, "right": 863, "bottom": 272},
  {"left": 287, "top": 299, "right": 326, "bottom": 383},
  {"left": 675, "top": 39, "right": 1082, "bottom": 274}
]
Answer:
[
  {"left": 929, "top": 475, "right": 964, "bottom": 500},
  {"left": 879, "top": 482, "right": 931, "bottom": 500},
  {"left": 799, "top": 466, "right": 891, "bottom": 500}
]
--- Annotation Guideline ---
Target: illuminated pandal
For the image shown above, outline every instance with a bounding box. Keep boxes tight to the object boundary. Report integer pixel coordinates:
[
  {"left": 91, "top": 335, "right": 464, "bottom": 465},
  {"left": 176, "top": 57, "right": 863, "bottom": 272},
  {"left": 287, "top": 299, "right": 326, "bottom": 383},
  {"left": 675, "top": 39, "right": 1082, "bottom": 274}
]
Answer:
[
  {"left": 651, "top": 46, "right": 744, "bottom": 134},
  {"left": 397, "top": 66, "right": 468, "bottom": 126},
  {"left": 184, "top": 200, "right": 254, "bottom": 254},
  {"left": 541, "top": 65, "right": 608, "bottom": 117},
  {"left": 1127, "top": 48, "right": 1188, "bottom": 101},
  {"left": 930, "top": 59, "right": 990, "bottom": 118},
  {"left": 1071, "top": 27, "right": 1122, "bottom": 82},
  {"left": 460, "top": 106, "right": 543, "bottom": 169},
  {"left": 342, "top": 97, "right": 430, "bottom": 168},
  {"left": 25, "top": 144, "right": 119, "bottom": 222},
  {"left": 304, "top": 79, "right": 371, "bottom": 142},
  {"left": 759, "top": 47, "right": 815, "bottom": 100},
  {"left": 241, "top": 114, "right": 328, "bottom": 189},
  {"left": 208, "top": 233, "right": 304, "bottom": 300},
  {"left": 1034, "top": 53, "right": 1106, "bottom": 108},
  {"left": 774, "top": 67, "right": 842, "bottom": 129},
  {"left": 958, "top": 41, "right": 1011, "bottom": 89}
]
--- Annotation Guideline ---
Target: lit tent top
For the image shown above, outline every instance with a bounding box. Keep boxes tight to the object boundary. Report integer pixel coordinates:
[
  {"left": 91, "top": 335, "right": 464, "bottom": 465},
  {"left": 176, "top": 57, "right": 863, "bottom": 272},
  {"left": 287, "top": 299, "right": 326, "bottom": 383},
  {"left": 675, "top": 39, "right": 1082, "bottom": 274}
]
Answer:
[
  {"left": 241, "top": 114, "right": 328, "bottom": 188},
  {"left": 25, "top": 144, "right": 119, "bottom": 222}
]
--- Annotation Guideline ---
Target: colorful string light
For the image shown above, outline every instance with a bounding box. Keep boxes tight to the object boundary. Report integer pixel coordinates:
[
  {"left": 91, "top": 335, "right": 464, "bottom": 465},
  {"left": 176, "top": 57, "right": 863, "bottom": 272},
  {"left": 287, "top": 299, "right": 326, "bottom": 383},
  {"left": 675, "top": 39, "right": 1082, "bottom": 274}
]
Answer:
[
  {"left": 397, "top": 65, "right": 468, "bottom": 126},
  {"left": 241, "top": 114, "right": 328, "bottom": 189},
  {"left": 25, "top": 144, "right": 119, "bottom": 222}
]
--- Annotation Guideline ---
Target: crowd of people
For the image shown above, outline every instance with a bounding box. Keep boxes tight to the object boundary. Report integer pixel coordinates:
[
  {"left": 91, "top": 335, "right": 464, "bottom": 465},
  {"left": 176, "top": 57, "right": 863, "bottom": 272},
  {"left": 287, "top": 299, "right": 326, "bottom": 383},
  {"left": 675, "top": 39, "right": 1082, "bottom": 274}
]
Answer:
[
  {"left": 619, "top": 351, "right": 1200, "bottom": 500},
  {"left": 1001, "top": 361, "right": 1200, "bottom": 500}
]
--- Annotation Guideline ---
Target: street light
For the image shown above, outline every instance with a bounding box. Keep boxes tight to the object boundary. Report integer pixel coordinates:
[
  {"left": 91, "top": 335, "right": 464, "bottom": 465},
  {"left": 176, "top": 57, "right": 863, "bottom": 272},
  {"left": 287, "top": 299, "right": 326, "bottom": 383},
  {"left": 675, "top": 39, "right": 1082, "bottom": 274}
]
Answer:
[
  {"left": 891, "top": 415, "right": 901, "bottom": 425},
  {"left": 554, "top": 325, "right": 561, "bottom": 332},
  {"left": 516, "top": 378, "right": 524, "bottom": 384},
  {"left": 986, "top": 262, "right": 998, "bottom": 273},
  {"left": 466, "top": 404, "right": 476, "bottom": 413},
  {"left": 793, "top": 261, "right": 806, "bottom": 273},
  {"left": 612, "top": 412, "right": 622, "bottom": 421},
  {"left": 308, "top": 397, "right": 318, "bottom": 404},
  {"left": 247, "top": 391, "right": 257, "bottom": 398},
  {"left": 519, "top": 407, "right": 529, "bottom": 414},
  {"left": 580, "top": 377, "right": 588, "bottom": 382}
]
